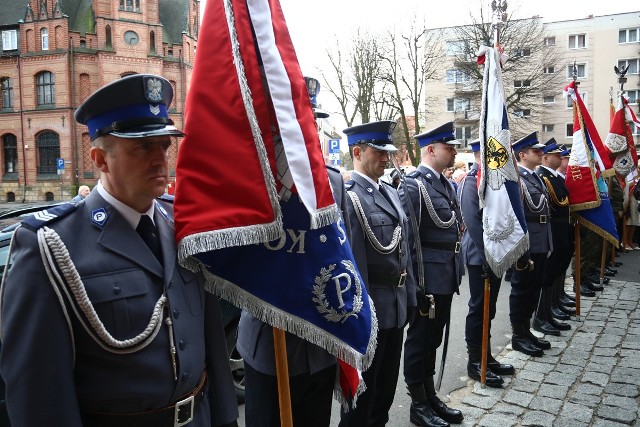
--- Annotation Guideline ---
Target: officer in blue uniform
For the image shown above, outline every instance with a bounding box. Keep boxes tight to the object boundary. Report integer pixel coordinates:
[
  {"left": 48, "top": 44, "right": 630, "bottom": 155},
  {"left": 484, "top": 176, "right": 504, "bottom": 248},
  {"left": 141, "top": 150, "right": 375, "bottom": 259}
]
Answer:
[
  {"left": 0, "top": 74, "right": 238, "bottom": 427},
  {"left": 339, "top": 120, "right": 416, "bottom": 427},
  {"left": 534, "top": 140, "right": 574, "bottom": 335},
  {"left": 457, "top": 139, "right": 514, "bottom": 388},
  {"left": 510, "top": 132, "right": 553, "bottom": 357},
  {"left": 402, "top": 122, "right": 464, "bottom": 427},
  {"left": 237, "top": 78, "right": 349, "bottom": 427}
]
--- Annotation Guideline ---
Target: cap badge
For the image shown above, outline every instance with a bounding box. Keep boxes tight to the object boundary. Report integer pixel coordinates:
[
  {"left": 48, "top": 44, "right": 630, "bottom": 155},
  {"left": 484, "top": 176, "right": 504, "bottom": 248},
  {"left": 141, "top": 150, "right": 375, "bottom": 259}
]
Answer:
[
  {"left": 91, "top": 208, "right": 108, "bottom": 227},
  {"left": 145, "top": 78, "right": 163, "bottom": 103}
]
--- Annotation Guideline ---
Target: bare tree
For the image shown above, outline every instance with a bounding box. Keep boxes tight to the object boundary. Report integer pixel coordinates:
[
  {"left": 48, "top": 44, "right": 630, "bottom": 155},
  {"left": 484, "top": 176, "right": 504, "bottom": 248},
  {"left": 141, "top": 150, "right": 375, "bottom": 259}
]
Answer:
[
  {"left": 379, "top": 23, "right": 443, "bottom": 165},
  {"left": 448, "top": 7, "right": 566, "bottom": 137}
]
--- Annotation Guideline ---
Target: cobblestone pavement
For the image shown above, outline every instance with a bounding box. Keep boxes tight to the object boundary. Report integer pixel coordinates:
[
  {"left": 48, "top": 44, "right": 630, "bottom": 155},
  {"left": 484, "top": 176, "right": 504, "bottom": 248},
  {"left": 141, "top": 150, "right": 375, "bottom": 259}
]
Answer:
[{"left": 448, "top": 261, "right": 640, "bottom": 426}]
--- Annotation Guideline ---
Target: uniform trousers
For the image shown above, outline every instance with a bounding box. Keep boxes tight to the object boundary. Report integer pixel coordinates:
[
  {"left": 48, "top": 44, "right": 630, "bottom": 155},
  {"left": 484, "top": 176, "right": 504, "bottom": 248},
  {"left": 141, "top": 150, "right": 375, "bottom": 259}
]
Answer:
[
  {"left": 509, "top": 253, "right": 548, "bottom": 324},
  {"left": 465, "top": 266, "right": 501, "bottom": 348},
  {"left": 244, "top": 363, "right": 335, "bottom": 427},
  {"left": 339, "top": 326, "right": 404, "bottom": 427},
  {"left": 404, "top": 293, "right": 454, "bottom": 386}
]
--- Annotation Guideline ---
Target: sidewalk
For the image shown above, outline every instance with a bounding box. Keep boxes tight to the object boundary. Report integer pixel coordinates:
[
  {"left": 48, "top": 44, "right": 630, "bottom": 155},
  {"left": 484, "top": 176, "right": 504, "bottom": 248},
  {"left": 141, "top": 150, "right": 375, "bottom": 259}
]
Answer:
[{"left": 448, "top": 251, "right": 640, "bottom": 426}]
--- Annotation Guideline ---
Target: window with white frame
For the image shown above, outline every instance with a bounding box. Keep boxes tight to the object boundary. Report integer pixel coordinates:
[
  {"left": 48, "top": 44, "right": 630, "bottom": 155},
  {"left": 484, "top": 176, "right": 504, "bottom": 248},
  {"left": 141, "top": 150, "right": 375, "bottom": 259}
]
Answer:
[
  {"left": 1, "top": 30, "right": 17, "bottom": 51},
  {"left": 514, "top": 80, "right": 531, "bottom": 88},
  {"left": 446, "top": 69, "right": 470, "bottom": 84},
  {"left": 455, "top": 126, "right": 472, "bottom": 141},
  {"left": 566, "top": 92, "right": 587, "bottom": 108},
  {"left": 543, "top": 65, "right": 555, "bottom": 74},
  {"left": 566, "top": 63, "right": 586, "bottom": 79},
  {"left": 446, "top": 97, "right": 470, "bottom": 112},
  {"left": 618, "top": 59, "right": 639, "bottom": 75},
  {"left": 512, "top": 47, "right": 531, "bottom": 58},
  {"left": 632, "top": 122, "right": 640, "bottom": 136},
  {"left": 513, "top": 109, "right": 531, "bottom": 118},
  {"left": 543, "top": 95, "right": 555, "bottom": 104},
  {"left": 543, "top": 124, "right": 554, "bottom": 132},
  {"left": 544, "top": 37, "right": 556, "bottom": 46},
  {"left": 625, "top": 90, "right": 639, "bottom": 104},
  {"left": 566, "top": 123, "right": 574, "bottom": 137},
  {"left": 446, "top": 40, "right": 466, "bottom": 56},
  {"left": 41, "top": 28, "right": 48, "bottom": 50},
  {"left": 619, "top": 28, "right": 639, "bottom": 44},
  {"left": 568, "top": 34, "right": 586, "bottom": 49}
]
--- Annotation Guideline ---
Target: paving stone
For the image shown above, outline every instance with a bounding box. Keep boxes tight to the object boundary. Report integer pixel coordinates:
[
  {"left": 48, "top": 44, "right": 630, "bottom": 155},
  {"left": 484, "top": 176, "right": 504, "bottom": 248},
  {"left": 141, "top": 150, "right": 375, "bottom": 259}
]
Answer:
[
  {"left": 545, "top": 372, "right": 578, "bottom": 386},
  {"left": 529, "top": 396, "right": 563, "bottom": 414},
  {"left": 601, "top": 394, "right": 638, "bottom": 413},
  {"left": 519, "top": 370, "right": 545, "bottom": 382},
  {"left": 610, "top": 367, "right": 640, "bottom": 385},
  {"left": 477, "top": 413, "right": 517, "bottom": 427},
  {"left": 524, "top": 361, "right": 556, "bottom": 374},
  {"left": 568, "top": 392, "right": 601, "bottom": 408},
  {"left": 596, "top": 405, "right": 637, "bottom": 424},
  {"left": 537, "top": 383, "right": 569, "bottom": 400},
  {"left": 603, "top": 382, "right": 639, "bottom": 398},
  {"left": 503, "top": 389, "right": 534, "bottom": 407},
  {"left": 592, "top": 347, "right": 619, "bottom": 357},
  {"left": 619, "top": 355, "right": 640, "bottom": 369},
  {"left": 461, "top": 394, "right": 500, "bottom": 410},
  {"left": 585, "top": 361, "right": 615, "bottom": 374},
  {"left": 492, "top": 402, "right": 525, "bottom": 416},
  {"left": 592, "top": 419, "right": 635, "bottom": 427},
  {"left": 512, "top": 378, "right": 540, "bottom": 394},
  {"left": 521, "top": 410, "right": 555, "bottom": 427},
  {"left": 553, "top": 364, "right": 581, "bottom": 376},
  {"left": 582, "top": 371, "right": 610, "bottom": 387},
  {"left": 560, "top": 402, "right": 594, "bottom": 422},
  {"left": 553, "top": 416, "right": 590, "bottom": 427},
  {"left": 471, "top": 382, "right": 504, "bottom": 397},
  {"left": 573, "top": 383, "right": 604, "bottom": 396}
]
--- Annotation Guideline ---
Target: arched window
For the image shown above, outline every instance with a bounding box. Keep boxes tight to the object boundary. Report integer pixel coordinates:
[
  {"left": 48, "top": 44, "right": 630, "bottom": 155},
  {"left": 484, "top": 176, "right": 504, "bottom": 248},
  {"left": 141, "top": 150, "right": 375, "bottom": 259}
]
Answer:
[
  {"left": 149, "top": 30, "right": 155, "bottom": 54},
  {"left": 6, "top": 192, "right": 15, "bottom": 202},
  {"left": 1, "top": 77, "right": 13, "bottom": 109},
  {"left": 36, "top": 131, "right": 59, "bottom": 174},
  {"left": 2, "top": 134, "right": 17, "bottom": 174},
  {"left": 36, "top": 71, "right": 55, "bottom": 105},
  {"left": 45, "top": 191, "right": 54, "bottom": 201},
  {"left": 41, "top": 28, "right": 49, "bottom": 50},
  {"left": 105, "top": 25, "right": 112, "bottom": 49}
]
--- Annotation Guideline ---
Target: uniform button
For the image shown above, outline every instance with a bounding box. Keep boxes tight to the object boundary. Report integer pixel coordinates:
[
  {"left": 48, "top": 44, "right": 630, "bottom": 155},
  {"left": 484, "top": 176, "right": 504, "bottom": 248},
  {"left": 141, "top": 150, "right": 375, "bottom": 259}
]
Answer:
[
  {"left": 173, "top": 309, "right": 180, "bottom": 319},
  {"left": 113, "top": 286, "right": 121, "bottom": 295},
  {"left": 179, "top": 340, "right": 186, "bottom": 350}
]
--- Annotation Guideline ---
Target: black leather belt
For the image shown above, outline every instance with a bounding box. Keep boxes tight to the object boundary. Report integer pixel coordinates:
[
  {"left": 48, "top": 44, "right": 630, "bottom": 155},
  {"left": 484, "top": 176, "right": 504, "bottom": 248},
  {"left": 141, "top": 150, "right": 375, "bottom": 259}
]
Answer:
[
  {"left": 81, "top": 371, "right": 207, "bottom": 427},
  {"left": 368, "top": 269, "right": 407, "bottom": 288},
  {"left": 525, "top": 214, "right": 548, "bottom": 223},
  {"left": 422, "top": 241, "right": 461, "bottom": 253}
]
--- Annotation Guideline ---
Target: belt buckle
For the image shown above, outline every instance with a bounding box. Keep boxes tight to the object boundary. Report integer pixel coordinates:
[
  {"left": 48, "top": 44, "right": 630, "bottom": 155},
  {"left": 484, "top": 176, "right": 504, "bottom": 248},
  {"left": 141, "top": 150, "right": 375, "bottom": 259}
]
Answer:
[
  {"left": 540, "top": 215, "right": 547, "bottom": 224},
  {"left": 174, "top": 395, "right": 195, "bottom": 427},
  {"left": 397, "top": 270, "right": 407, "bottom": 287},
  {"left": 454, "top": 241, "right": 461, "bottom": 253}
]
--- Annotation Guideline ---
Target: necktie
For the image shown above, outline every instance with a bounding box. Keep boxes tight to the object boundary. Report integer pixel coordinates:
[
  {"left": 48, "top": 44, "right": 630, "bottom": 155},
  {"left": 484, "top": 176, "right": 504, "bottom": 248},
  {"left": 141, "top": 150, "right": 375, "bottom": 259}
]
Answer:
[{"left": 136, "top": 215, "right": 163, "bottom": 262}]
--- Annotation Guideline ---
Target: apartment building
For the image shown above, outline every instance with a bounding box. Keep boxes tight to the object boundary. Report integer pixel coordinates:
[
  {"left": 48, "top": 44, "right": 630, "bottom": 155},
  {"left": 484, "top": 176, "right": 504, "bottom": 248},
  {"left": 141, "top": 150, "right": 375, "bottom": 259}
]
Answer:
[
  {"left": 0, "top": 0, "right": 198, "bottom": 202},
  {"left": 424, "top": 11, "right": 640, "bottom": 153}
]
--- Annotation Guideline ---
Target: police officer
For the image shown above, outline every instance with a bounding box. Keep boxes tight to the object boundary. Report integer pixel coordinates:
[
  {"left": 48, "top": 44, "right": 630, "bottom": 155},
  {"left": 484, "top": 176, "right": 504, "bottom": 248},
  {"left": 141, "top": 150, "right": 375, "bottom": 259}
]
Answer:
[
  {"left": 0, "top": 74, "right": 238, "bottom": 426},
  {"left": 534, "top": 140, "right": 574, "bottom": 335},
  {"left": 402, "top": 122, "right": 464, "bottom": 426},
  {"left": 458, "top": 139, "right": 514, "bottom": 388},
  {"left": 510, "top": 132, "right": 553, "bottom": 357},
  {"left": 339, "top": 120, "right": 416, "bottom": 427},
  {"left": 237, "top": 77, "right": 349, "bottom": 427}
]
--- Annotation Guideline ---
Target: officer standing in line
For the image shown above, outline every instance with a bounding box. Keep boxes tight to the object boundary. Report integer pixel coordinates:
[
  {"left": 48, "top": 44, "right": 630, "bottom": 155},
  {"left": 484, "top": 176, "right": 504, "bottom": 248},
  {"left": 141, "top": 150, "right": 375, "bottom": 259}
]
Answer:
[
  {"left": 534, "top": 139, "right": 573, "bottom": 335},
  {"left": 0, "top": 74, "right": 238, "bottom": 426},
  {"left": 510, "top": 132, "right": 553, "bottom": 357},
  {"left": 402, "top": 122, "right": 464, "bottom": 427},
  {"left": 236, "top": 78, "right": 349, "bottom": 427},
  {"left": 339, "top": 120, "right": 416, "bottom": 427},
  {"left": 457, "top": 139, "right": 514, "bottom": 388}
]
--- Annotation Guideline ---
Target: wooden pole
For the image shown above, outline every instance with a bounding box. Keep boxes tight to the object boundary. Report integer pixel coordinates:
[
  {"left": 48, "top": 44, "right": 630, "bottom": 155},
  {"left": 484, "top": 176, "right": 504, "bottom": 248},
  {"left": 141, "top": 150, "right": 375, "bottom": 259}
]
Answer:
[
  {"left": 574, "top": 222, "right": 581, "bottom": 316},
  {"left": 480, "top": 276, "right": 490, "bottom": 387},
  {"left": 273, "top": 328, "right": 293, "bottom": 427},
  {"left": 599, "top": 237, "right": 607, "bottom": 287}
]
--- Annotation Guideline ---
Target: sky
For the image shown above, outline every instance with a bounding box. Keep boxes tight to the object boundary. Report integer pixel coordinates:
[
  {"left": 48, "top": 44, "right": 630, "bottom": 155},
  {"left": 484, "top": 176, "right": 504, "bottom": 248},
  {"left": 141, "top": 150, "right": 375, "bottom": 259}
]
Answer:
[{"left": 198, "top": 1, "right": 639, "bottom": 136}]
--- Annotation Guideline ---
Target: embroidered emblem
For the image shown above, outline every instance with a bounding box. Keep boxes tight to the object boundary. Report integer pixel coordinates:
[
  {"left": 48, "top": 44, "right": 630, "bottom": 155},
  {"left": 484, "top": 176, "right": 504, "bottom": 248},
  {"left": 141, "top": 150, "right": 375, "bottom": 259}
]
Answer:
[
  {"left": 483, "top": 214, "right": 514, "bottom": 242},
  {"left": 149, "top": 104, "right": 161, "bottom": 115},
  {"left": 313, "top": 261, "right": 363, "bottom": 323},
  {"left": 366, "top": 187, "right": 373, "bottom": 194},
  {"left": 426, "top": 173, "right": 432, "bottom": 179},
  {"left": 486, "top": 136, "right": 508, "bottom": 170},
  {"left": 32, "top": 209, "right": 58, "bottom": 222},
  {"left": 91, "top": 208, "right": 108, "bottom": 227},
  {"left": 145, "top": 77, "right": 163, "bottom": 103}
]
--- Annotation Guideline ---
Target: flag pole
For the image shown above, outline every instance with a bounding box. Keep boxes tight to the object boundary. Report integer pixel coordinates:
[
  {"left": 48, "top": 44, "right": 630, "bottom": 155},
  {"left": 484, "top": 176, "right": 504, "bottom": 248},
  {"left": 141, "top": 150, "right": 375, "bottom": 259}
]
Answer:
[{"left": 273, "top": 328, "right": 294, "bottom": 427}]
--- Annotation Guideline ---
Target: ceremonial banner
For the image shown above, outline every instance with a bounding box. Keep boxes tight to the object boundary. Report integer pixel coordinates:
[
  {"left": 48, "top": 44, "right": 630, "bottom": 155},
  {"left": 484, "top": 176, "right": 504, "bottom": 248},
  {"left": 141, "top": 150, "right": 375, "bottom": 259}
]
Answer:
[
  {"left": 477, "top": 46, "right": 529, "bottom": 277},
  {"left": 605, "top": 100, "right": 638, "bottom": 180},
  {"left": 564, "top": 82, "right": 619, "bottom": 243},
  {"left": 174, "top": 0, "right": 376, "bottom": 406}
]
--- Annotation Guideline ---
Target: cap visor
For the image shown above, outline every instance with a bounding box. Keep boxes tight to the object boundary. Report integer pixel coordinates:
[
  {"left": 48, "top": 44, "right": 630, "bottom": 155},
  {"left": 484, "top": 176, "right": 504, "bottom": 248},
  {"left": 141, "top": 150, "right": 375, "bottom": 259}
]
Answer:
[
  {"left": 531, "top": 143, "right": 545, "bottom": 149},
  {"left": 366, "top": 142, "right": 398, "bottom": 152},
  {"left": 110, "top": 125, "right": 185, "bottom": 139}
]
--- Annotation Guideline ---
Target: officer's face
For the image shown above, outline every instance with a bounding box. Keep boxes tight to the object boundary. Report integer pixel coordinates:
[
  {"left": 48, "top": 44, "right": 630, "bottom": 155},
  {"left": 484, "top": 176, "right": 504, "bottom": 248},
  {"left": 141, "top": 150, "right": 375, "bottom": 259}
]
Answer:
[
  {"left": 544, "top": 153, "right": 562, "bottom": 170},
  {"left": 92, "top": 135, "right": 171, "bottom": 212},
  {"left": 354, "top": 145, "right": 389, "bottom": 180},
  {"left": 430, "top": 143, "right": 457, "bottom": 170}
]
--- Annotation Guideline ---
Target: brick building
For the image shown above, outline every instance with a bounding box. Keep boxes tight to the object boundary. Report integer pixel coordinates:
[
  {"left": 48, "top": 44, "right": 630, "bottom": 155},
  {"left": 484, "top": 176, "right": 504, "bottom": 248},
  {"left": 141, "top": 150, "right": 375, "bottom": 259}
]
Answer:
[{"left": 0, "top": 0, "right": 198, "bottom": 202}]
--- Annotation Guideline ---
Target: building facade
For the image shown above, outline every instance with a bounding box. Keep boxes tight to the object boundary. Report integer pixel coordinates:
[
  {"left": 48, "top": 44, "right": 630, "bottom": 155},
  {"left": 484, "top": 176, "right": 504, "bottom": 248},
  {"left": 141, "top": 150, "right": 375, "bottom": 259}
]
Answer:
[
  {"left": 0, "top": 0, "right": 198, "bottom": 202},
  {"left": 424, "top": 11, "right": 640, "bottom": 153}
]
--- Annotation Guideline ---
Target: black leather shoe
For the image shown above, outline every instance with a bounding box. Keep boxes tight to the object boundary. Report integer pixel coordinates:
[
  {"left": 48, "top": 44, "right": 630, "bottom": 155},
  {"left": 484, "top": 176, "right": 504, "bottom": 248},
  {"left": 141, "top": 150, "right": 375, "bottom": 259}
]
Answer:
[
  {"left": 533, "top": 317, "right": 561, "bottom": 336},
  {"left": 559, "top": 295, "right": 576, "bottom": 307},
  {"left": 549, "top": 316, "right": 571, "bottom": 331},
  {"left": 409, "top": 402, "right": 449, "bottom": 427},
  {"left": 586, "top": 282, "right": 604, "bottom": 292},
  {"left": 428, "top": 397, "right": 463, "bottom": 424},
  {"left": 488, "top": 359, "right": 515, "bottom": 375},
  {"left": 557, "top": 303, "right": 576, "bottom": 316},
  {"left": 580, "top": 285, "right": 596, "bottom": 297},
  {"left": 561, "top": 292, "right": 576, "bottom": 302},
  {"left": 467, "top": 363, "right": 504, "bottom": 388},
  {"left": 526, "top": 330, "right": 551, "bottom": 349},
  {"left": 587, "top": 274, "right": 609, "bottom": 285},
  {"left": 512, "top": 334, "right": 544, "bottom": 357},
  {"left": 605, "top": 266, "right": 618, "bottom": 274},
  {"left": 551, "top": 305, "right": 571, "bottom": 320},
  {"left": 610, "top": 261, "right": 622, "bottom": 267}
]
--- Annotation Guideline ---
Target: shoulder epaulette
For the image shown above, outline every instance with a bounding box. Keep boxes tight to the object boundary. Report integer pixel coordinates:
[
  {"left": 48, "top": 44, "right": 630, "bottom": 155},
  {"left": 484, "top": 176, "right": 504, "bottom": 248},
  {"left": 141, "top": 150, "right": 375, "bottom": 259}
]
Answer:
[
  {"left": 345, "top": 180, "right": 355, "bottom": 190},
  {"left": 326, "top": 164, "right": 341, "bottom": 174},
  {"left": 158, "top": 193, "right": 174, "bottom": 203},
  {"left": 407, "top": 169, "right": 422, "bottom": 179},
  {"left": 21, "top": 203, "right": 77, "bottom": 231}
]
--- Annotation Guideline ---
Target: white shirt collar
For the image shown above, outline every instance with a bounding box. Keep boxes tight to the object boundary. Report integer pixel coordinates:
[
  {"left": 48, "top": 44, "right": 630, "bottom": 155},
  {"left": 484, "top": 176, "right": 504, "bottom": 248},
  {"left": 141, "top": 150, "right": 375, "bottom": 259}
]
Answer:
[
  {"left": 95, "top": 181, "right": 156, "bottom": 230},
  {"left": 422, "top": 164, "right": 441, "bottom": 179},
  {"left": 519, "top": 164, "right": 536, "bottom": 174},
  {"left": 352, "top": 170, "right": 382, "bottom": 188}
]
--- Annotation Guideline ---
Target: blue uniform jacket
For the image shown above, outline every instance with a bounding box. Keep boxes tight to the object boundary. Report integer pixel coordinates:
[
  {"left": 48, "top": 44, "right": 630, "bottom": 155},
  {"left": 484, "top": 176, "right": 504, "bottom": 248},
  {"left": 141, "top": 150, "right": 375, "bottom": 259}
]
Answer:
[
  {"left": 458, "top": 163, "right": 485, "bottom": 267},
  {"left": 518, "top": 165, "right": 552, "bottom": 254},
  {"left": 0, "top": 191, "right": 238, "bottom": 426}
]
